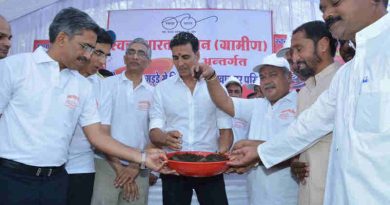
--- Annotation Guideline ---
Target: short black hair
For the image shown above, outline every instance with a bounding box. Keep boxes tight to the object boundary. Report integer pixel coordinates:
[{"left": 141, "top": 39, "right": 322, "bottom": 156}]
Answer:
[
  {"left": 169, "top": 32, "right": 199, "bottom": 53},
  {"left": 97, "top": 29, "right": 115, "bottom": 46},
  {"left": 384, "top": 0, "right": 388, "bottom": 7},
  {"left": 293, "top": 20, "right": 337, "bottom": 57}
]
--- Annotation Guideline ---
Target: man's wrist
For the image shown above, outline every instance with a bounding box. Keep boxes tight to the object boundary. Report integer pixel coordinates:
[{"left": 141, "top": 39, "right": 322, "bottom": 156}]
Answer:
[
  {"left": 206, "top": 70, "right": 217, "bottom": 81},
  {"left": 140, "top": 150, "right": 147, "bottom": 169}
]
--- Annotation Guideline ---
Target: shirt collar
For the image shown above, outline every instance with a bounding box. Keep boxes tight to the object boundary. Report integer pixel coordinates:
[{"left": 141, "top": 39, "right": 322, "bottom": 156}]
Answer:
[
  {"left": 282, "top": 90, "right": 297, "bottom": 103},
  {"left": 87, "top": 73, "right": 101, "bottom": 83},
  {"left": 267, "top": 90, "right": 296, "bottom": 106},
  {"left": 120, "top": 71, "right": 150, "bottom": 88},
  {"left": 173, "top": 74, "right": 205, "bottom": 85},
  {"left": 32, "top": 46, "right": 57, "bottom": 64},
  {"left": 315, "top": 62, "right": 340, "bottom": 82},
  {"left": 304, "top": 62, "right": 340, "bottom": 87},
  {"left": 356, "top": 13, "right": 390, "bottom": 44}
]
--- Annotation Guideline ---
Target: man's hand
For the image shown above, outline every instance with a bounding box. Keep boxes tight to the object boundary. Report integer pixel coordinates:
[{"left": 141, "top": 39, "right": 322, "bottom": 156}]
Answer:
[
  {"left": 225, "top": 161, "right": 257, "bottom": 174},
  {"left": 191, "top": 63, "right": 215, "bottom": 80},
  {"left": 122, "top": 181, "right": 139, "bottom": 202},
  {"left": 114, "top": 164, "right": 140, "bottom": 188},
  {"left": 164, "top": 131, "right": 182, "bottom": 151},
  {"left": 232, "top": 139, "right": 263, "bottom": 151},
  {"left": 144, "top": 148, "right": 168, "bottom": 172},
  {"left": 228, "top": 142, "right": 263, "bottom": 167},
  {"left": 290, "top": 158, "right": 309, "bottom": 183}
]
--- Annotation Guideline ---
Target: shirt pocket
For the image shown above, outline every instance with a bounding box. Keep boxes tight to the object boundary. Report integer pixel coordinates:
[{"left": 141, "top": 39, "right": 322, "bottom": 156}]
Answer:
[{"left": 354, "top": 79, "right": 390, "bottom": 133}]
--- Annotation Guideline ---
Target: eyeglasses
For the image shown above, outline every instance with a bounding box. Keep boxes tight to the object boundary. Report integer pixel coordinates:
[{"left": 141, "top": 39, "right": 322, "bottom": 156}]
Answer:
[
  {"left": 79, "top": 43, "right": 95, "bottom": 54},
  {"left": 93, "top": 50, "right": 111, "bottom": 61},
  {"left": 126, "top": 49, "right": 148, "bottom": 59}
]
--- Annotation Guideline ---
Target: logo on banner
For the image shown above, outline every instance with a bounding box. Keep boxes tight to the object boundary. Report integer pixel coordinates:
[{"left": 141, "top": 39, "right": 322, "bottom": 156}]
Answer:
[
  {"left": 273, "top": 34, "right": 287, "bottom": 53},
  {"left": 33, "top": 40, "right": 50, "bottom": 51},
  {"left": 161, "top": 13, "right": 218, "bottom": 33}
]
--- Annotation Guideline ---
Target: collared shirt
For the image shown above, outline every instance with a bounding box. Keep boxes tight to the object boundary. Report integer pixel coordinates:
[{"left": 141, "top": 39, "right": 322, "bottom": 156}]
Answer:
[
  {"left": 66, "top": 74, "right": 103, "bottom": 174},
  {"left": 259, "top": 13, "right": 390, "bottom": 205},
  {"left": 297, "top": 62, "right": 339, "bottom": 205},
  {"left": 0, "top": 47, "right": 100, "bottom": 167},
  {"left": 149, "top": 75, "right": 232, "bottom": 152},
  {"left": 96, "top": 72, "right": 153, "bottom": 163},
  {"left": 233, "top": 91, "right": 298, "bottom": 205}
]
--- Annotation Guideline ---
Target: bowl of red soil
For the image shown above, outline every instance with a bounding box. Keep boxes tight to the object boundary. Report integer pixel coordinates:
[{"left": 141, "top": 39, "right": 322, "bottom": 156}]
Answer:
[{"left": 167, "top": 151, "right": 229, "bottom": 177}]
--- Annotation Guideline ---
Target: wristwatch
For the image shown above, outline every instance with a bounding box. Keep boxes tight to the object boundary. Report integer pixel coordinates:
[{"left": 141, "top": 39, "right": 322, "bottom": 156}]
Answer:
[{"left": 140, "top": 150, "right": 147, "bottom": 169}]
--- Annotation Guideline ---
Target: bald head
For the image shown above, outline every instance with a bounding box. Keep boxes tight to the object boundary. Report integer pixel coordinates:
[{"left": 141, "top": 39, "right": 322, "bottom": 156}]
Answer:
[{"left": 0, "top": 15, "right": 12, "bottom": 59}]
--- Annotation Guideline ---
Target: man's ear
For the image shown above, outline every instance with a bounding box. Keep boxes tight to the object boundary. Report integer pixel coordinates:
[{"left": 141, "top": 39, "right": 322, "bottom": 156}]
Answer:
[
  {"left": 195, "top": 50, "right": 200, "bottom": 61},
  {"left": 55, "top": 32, "right": 68, "bottom": 47},
  {"left": 317, "top": 37, "right": 330, "bottom": 55}
]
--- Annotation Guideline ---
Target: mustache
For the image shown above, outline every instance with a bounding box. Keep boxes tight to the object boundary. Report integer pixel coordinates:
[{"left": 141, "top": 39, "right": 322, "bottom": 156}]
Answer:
[
  {"left": 325, "top": 16, "right": 342, "bottom": 29},
  {"left": 264, "top": 83, "right": 276, "bottom": 90}
]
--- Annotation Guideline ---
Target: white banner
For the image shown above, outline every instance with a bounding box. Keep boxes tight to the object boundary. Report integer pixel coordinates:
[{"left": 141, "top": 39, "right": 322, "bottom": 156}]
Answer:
[{"left": 107, "top": 9, "right": 273, "bottom": 89}]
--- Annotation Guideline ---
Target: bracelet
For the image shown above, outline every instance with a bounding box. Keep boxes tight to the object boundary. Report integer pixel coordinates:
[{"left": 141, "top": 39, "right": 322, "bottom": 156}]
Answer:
[
  {"left": 140, "top": 150, "right": 146, "bottom": 169},
  {"left": 206, "top": 71, "right": 217, "bottom": 81}
]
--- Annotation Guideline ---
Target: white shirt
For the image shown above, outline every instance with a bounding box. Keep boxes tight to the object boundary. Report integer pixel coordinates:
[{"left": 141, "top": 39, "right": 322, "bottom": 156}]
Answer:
[
  {"left": 0, "top": 47, "right": 100, "bottom": 167},
  {"left": 149, "top": 75, "right": 232, "bottom": 152},
  {"left": 232, "top": 117, "right": 249, "bottom": 144},
  {"left": 66, "top": 74, "right": 102, "bottom": 174},
  {"left": 258, "top": 13, "right": 390, "bottom": 205},
  {"left": 233, "top": 92, "right": 298, "bottom": 205},
  {"left": 96, "top": 72, "right": 153, "bottom": 163}
]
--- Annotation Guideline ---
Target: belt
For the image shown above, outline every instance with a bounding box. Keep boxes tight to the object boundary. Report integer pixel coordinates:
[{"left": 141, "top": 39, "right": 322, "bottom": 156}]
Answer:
[{"left": 0, "top": 158, "right": 65, "bottom": 177}]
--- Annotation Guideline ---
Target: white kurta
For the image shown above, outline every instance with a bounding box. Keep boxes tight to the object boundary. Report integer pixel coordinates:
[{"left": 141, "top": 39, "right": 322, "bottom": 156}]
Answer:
[
  {"left": 96, "top": 73, "right": 154, "bottom": 164},
  {"left": 233, "top": 91, "right": 298, "bottom": 205},
  {"left": 259, "top": 13, "right": 390, "bottom": 205}
]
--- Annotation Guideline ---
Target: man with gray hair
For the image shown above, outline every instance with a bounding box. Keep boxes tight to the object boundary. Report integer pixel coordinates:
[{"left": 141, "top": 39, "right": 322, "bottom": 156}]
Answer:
[
  {"left": 195, "top": 54, "right": 299, "bottom": 205},
  {"left": 0, "top": 8, "right": 169, "bottom": 205},
  {"left": 91, "top": 38, "right": 154, "bottom": 205},
  {"left": 0, "top": 15, "right": 12, "bottom": 59}
]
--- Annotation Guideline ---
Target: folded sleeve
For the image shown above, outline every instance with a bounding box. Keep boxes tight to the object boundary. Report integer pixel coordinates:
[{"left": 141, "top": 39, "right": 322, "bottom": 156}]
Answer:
[
  {"left": 149, "top": 87, "right": 166, "bottom": 130},
  {"left": 232, "top": 98, "right": 258, "bottom": 123},
  {"left": 79, "top": 83, "right": 101, "bottom": 127}
]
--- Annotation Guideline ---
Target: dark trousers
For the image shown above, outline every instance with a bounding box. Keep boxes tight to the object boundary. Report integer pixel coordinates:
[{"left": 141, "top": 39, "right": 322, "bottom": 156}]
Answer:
[
  {"left": 67, "top": 173, "right": 95, "bottom": 205},
  {"left": 161, "top": 174, "right": 228, "bottom": 205},
  {"left": 0, "top": 165, "right": 68, "bottom": 205}
]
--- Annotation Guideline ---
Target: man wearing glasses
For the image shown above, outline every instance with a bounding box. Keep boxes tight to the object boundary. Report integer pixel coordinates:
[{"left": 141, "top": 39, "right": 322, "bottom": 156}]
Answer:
[
  {"left": 91, "top": 38, "right": 155, "bottom": 205},
  {"left": 66, "top": 28, "right": 115, "bottom": 205},
  {"left": 0, "top": 8, "right": 169, "bottom": 205}
]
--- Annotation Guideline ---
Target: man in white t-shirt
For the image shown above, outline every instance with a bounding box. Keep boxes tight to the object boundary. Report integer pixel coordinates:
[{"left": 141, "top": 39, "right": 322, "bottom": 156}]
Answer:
[
  {"left": 196, "top": 54, "right": 299, "bottom": 205},
  {"left": 91, "top": 38, "right": 154, "bottom": 205},
  {"left": 66, "top": 28, "right": 115, "bottom": 205},
  {"left": 0, "top": 8, "right": 169, "bottom": 205}
]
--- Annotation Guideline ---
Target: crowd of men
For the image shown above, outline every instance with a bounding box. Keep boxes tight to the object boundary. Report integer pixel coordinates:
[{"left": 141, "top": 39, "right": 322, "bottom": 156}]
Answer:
[{"left": 0, "top": 0, "right": 388, "bottom": 204}]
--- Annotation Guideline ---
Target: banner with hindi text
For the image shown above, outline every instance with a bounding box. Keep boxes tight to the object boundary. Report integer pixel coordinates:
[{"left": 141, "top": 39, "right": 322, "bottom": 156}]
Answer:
[{"left": 107, "top": 9, "right": 273, "bottom": 92}]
